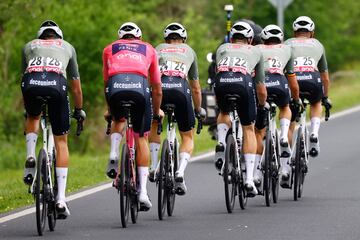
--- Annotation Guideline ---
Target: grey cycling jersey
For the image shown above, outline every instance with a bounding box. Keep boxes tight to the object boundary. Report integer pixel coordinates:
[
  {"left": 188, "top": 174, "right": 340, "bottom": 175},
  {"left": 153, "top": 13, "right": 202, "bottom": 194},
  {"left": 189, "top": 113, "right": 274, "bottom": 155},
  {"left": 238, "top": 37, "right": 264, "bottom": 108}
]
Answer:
[
  {"left": 22, "top": 39, "right": 80, "bottom": 80},
  {"left": 284, "top": 37, "right": 328, "bottom": 73},
  {"left": 256, "top": 44, "right": 294, "bottom": 75},
  {"left": 215, "top": 43, "right": 264, "bottom": 84},
  {"left": 156, "top": 43, "right": 199, "bottom": 81}
]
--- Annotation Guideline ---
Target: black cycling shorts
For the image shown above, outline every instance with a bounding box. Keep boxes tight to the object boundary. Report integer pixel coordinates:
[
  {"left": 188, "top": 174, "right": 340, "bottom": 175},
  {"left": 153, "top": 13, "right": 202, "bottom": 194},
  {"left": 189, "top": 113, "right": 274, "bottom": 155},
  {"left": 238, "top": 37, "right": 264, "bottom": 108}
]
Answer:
[
  {"left": 161, "top": 76, "right": 195, "bottom": 132},
  {"left": 106, "top": 73, "right": 152, "bottom": 136},
  {"left": 265, "top": 73, "right": 290, "bottom": 107},
  {"left": 296, "top": 71, "right": 323, "bottom": 104},
  {"left": 214, "top": 72, "right": 256, "bottom": 126},
  {"left": 21, "top": 72, "right": 70, "bottom": 136}
]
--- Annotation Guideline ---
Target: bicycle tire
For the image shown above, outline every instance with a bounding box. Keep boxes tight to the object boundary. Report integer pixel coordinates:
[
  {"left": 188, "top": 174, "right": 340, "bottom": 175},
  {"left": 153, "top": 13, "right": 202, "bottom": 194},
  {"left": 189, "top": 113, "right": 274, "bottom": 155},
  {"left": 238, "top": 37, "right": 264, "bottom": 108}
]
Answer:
[
  {"left": 293, "top": 128, "right": 302, "bottom": 201},
  {"left": 272, "top": 131, "right": 280, "bottom": 204},
  {"left": 36, "top": 149, "right": 47, "bottom": 236},
  {"left": 158, "top": 139, "right": 168, "bottom": 220},
  {"left": 264, "top": 130, "right": 272, "bottom": 207},
  {"left": 298, "top": 132, "right": 307, "bottom": 198},
  {"left": 119, "top": 144, "right": 130, "bottom": 228},
  {"left": 167, "top": 138, "right": 178, "bottom": 216},
  {"left": 238, "top": 155, "right": 247, "bottom": 210},
  {"left": 224, "top": 134, "right": 236, "bottom": 213},
  {"left": 48, "top": 148, "right": 57, "bottom": 231}
]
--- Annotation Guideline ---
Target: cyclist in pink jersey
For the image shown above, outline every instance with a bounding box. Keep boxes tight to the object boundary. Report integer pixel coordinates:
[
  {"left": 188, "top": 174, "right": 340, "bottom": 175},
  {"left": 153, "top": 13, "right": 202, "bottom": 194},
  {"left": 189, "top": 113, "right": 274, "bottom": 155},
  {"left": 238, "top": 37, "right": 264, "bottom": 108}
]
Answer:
[{"left": 102, "top": 22, "right": 163, "bottom": 210}]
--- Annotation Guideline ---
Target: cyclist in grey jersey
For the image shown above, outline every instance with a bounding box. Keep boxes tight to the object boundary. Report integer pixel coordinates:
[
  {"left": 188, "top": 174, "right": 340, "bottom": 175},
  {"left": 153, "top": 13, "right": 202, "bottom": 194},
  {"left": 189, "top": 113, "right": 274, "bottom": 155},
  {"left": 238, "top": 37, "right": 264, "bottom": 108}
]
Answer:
[
  {"left": 148, "top": 23, "right": 205, "bottom": 195},
  {"left": 255, "top": 24, "right": 301, "bottom": 188},
  {"left": 214, "top": 21, "right": 267, "bottom": 196},
  {"left": 285, "top": 16, "right": 332, "bottom": 158},
  {"left": 21, "top": 20, "right": 85, "bottom": 218}
]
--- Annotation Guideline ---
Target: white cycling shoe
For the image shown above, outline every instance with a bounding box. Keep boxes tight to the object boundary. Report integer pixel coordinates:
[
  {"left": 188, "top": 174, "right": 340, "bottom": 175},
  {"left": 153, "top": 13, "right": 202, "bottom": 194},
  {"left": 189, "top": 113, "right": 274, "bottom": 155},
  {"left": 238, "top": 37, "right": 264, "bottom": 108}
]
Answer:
[
  {"left": 309, "top": 134, "right": 320, "bottom": 157},
  {"left": 280, "top": 137, "right": 291, "bottom": 158},
  {"left": 138, "top": 192, "right": 152, "bottom": 211},
  {"left": 245, "top": 180, "right": 258, "bottom": 197},
  {"left": 279, "top": 158, "right": 291, "bottom": 188},
  {"left": 253, "top": 168, "right": 263, "bottom": 188},
  {"left": 56, "top": 200, "right": 70, "bottom": 219}
]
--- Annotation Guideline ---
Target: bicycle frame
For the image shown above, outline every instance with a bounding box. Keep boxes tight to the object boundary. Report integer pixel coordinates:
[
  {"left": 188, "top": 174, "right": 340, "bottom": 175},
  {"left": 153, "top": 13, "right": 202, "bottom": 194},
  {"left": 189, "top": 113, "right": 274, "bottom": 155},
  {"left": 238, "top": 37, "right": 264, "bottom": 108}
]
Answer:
[
  {"left": 266, "top": 103, "right": 280, "bottom": 169},
  {"left": 123, "top": 107, "right": 137, "bottom": 190},
  {"left": 290, "top": 101, "right": 309, "bottom": 163}
]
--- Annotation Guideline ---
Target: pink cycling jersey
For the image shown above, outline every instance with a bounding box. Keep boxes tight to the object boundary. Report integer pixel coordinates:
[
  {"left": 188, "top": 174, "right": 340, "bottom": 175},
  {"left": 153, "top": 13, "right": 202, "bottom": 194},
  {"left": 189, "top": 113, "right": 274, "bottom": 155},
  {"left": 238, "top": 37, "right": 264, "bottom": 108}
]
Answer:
[{"left": 102, "top": 39, "right": 161, "bottom": 84}]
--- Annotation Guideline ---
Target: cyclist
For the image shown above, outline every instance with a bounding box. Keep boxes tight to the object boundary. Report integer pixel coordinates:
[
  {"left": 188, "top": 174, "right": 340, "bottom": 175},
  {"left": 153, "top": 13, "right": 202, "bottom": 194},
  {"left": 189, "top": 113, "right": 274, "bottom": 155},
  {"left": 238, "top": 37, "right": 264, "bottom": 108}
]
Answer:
[
  {"left": 148, "top": 23, "right": 205, "bottom": 195},
  {"left": 285, "top": 16, "right": 332, "bottom": 159},
  {"left": 214, "top": 21, "right": 267, "bottom": 196},
  {"left": 21, "top": 20, "right": 85, "bottom": 218},
  {"left": 103, "top": 22, "right": 163, "bottom": 210},
  {"left": 254, "top": 24, "right": 302, "bottom": 187}
]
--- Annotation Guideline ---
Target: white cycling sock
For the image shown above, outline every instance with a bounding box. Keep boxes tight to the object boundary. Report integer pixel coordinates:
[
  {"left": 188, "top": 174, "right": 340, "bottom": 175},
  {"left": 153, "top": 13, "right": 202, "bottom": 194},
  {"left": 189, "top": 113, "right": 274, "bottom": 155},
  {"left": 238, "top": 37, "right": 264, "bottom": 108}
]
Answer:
[
  {"left": 178, "top": 152, "right": 190, "bottom": 176},
  {"left": 26, "top": 133, "right": 38, "bottom": 159},
  {"left": 217, "top": 123, "right": 229, "bottom": 147},
  {"left": 310, "top": 117, "right": 321, "bottom": 137},
  {"left": 109, "top": 133, "right": 122, "bottom": 160},
  {"left": 244, "top": 154, "right": 255, "bottom": 182},
  {"left": 253, "top": 154, "right": 262, "bottom": 177},
  {"left": 280, "top": 118, "right": 290, "bottom": 141},
  {"left": 149, "top": 142, "right": 160, "bottom": 170},
  {"left": 56, "top": 167, "right": 68, "bottom": 202},
  {"left": 138, "top": 167, "right": 149, "bottom": 195}
]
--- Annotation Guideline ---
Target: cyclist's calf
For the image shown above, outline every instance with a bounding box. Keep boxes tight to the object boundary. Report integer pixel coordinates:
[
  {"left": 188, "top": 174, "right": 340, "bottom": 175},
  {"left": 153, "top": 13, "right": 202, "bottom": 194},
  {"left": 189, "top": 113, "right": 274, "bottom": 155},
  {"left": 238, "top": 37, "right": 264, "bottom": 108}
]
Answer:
[{"left": 54, "top": 135, "right": 69, "bottom": 167}]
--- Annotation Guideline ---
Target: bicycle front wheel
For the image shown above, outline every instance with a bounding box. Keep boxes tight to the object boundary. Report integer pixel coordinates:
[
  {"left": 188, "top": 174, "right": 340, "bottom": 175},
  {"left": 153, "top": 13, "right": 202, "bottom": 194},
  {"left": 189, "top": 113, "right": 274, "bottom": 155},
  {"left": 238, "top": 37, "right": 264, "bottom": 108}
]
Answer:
[
  {"left": 158, "top": 139, "right": 168, "bottom": 220},
  {"left": 271, "top": 131, "right": 280, "bottom": 204},
  {"left": 224, "top": 134, "right": 237, "bottom": 213},
  {"left": 264, "top": 130, "right": 272, "bottom": 207},
  {"left": 36, "top": 149, "right": 47, "bottom": 236},
  {"left": 293, "top": 128, "right": 302, "bottom": 201},
  {"left": 167, "top": 138, "right": 178, "bottom": 217},
  {"left": 48, "top": 149, "right": 57, "bottom": 231},
  {"left": 119, "top": 144, "right": 130, "bottom": 228}
]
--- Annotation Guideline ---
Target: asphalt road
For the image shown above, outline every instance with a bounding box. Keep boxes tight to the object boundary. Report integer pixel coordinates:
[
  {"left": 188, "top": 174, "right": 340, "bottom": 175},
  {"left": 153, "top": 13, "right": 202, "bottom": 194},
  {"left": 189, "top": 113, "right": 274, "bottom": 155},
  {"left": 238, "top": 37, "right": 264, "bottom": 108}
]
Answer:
[{"left": 1, "top": 110, "right": 360, "bottom": 240}]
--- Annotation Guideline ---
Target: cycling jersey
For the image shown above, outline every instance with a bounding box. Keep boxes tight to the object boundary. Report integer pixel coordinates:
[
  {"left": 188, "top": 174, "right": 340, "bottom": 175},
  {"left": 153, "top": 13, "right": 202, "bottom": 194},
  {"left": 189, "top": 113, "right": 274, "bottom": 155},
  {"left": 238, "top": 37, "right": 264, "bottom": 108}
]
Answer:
[
  {"left": 22, "top": 39, "right": 80, "bottom": 80},
  {"left": 215, "top": 43, "right": 264, "bottom": 84},
  {"left": 156, "top": 43, "right": 199, "bottom": 80},
  {"left": 284, "top": 37, "right": 328, "bottom": 73},
  {"left": 102, "top": 39, "right": 161, "bottom": 84},
  {"left": 256, "top": 44, "right": 294, "bottom": 75}
]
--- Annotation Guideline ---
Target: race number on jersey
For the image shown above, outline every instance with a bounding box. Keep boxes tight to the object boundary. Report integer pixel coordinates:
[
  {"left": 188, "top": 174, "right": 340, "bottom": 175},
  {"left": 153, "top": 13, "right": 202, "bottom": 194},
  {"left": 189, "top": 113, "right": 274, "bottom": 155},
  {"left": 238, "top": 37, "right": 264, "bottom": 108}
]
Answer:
[
  {"left": 294, "top": 56, "right": 316, "bottom": 72},
  {"left": 27, "top": 57, "right": 63, "bottom": 74},
  {"left": 217, "top": 57, "right": 248, "bottom": 75},
  {"left": 268, "top": 57, "right": 283, "bottom": 75},
  {"left": 160, "top": 60, "right": 187, "bottom": 78}
]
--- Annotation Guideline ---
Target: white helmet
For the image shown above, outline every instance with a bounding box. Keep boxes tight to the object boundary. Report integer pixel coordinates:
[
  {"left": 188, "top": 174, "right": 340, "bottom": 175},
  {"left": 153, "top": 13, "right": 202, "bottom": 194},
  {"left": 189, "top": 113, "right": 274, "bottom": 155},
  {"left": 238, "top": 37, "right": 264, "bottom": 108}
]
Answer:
[
  {"left": 230, "top": 21, "right": 254, "bottom": 41},
  {"left": 37, "top": 20, "right": 63, "bottom": 39},
  {"left": 261, "top": 24, "right": 284, "bottom": 42},
  {"left": 164, "top": 22, "right": 187, "bottom": 40},
  {"left": 118, "top": 22, "right": 142, "bottom": 39},
  {"left": 293, "top": 16, "right": 315, "bottom": 32}
]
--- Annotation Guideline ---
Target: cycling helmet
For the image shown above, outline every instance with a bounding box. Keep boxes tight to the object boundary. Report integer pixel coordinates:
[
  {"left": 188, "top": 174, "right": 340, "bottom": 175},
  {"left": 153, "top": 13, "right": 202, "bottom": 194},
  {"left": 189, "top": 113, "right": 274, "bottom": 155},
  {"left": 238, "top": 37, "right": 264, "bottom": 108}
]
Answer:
[
  {"left": 118, "top": 22, "right": 142, "bottom": 39},
  {"left": 293, "top": 16, "right": 315, "bottom": 32},
  {"left": 261, "top": 24, "right": 284, "bottom": 42},
  {"left": 164, "top": 22, "right": 187, "bottom": 40},
  {"left": 37, "top": 20, "right": 63, "bottom": 39},
  {"left": 230, "top": 21, "right": 254, "bottom": 41}
]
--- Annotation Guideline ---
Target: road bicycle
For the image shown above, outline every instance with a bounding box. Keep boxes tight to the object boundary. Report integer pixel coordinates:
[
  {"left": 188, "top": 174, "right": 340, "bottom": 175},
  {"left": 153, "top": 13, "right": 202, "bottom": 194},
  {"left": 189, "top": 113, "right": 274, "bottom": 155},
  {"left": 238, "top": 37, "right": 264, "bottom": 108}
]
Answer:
[
  {"left": 222, "top": 94, "right": 247, "bottom": 213},
  {"left": 29, "top": 97, "right": 83, "bottom": 236},
  {"left": 157, "top": 104, "right": 202, "bottom": 220}
]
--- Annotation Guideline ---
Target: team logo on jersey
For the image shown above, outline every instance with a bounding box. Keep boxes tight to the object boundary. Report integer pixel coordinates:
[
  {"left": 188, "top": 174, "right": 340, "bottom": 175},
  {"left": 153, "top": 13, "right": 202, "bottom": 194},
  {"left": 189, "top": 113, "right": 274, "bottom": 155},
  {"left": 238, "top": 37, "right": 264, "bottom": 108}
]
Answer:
[
  {"left": 160, "top": 47, "right": 186, "bottom": 53},
  {"left": 112, "top": 43, "right": 147, "bottom": 56}
]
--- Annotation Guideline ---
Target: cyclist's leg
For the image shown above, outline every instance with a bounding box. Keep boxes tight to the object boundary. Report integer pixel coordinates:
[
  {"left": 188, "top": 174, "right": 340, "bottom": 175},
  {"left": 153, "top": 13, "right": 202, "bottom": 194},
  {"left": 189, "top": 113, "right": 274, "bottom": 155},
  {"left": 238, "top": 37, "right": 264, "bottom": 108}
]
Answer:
[
  {"left": 107, "top": 119, "right": 125, "bottom": 178},
  {"left": 148, "top": 121, "right": 161, "bottom": 176},
  {"left": 254, "top": 127, "right": 265, "bottom": 186},
  {"left": 242, "top": 124, "right": 258, "bottom": 195}
]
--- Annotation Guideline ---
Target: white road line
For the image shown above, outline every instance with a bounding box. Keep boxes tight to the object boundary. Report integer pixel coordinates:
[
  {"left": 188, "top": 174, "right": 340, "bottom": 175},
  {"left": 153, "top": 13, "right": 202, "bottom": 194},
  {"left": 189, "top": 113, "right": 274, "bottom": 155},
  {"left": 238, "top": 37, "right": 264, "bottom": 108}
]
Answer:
[{"left": 1, "top": 105, "right": 360, "bottom": 224}]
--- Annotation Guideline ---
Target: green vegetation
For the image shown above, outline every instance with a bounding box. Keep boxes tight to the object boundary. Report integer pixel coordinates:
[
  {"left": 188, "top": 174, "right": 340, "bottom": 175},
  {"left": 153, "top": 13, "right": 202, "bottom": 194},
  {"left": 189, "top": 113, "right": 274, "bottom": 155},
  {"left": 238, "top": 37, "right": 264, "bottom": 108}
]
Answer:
[{"left": 1, "top": 0, "right": 360, "bottom": 213}]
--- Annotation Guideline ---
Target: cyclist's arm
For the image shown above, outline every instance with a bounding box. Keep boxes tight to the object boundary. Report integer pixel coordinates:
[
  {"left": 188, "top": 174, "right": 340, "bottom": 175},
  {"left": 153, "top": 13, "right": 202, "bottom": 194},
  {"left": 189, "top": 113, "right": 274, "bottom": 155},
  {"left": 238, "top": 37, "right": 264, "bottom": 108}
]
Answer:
[
  {"left": 68, "top": 46, "right": 83, "bottom": 109},
  {"left": 285, "top": 53, "right": 300, "bottom": 100},
  {"left": 21, "top": 47, "right": 27, "bottom": 74},
  {"left": 149, "top": 50, "right": 162, "bottom": 116},
  {"left": 254, "top": 55, "right": 267, "bottom": 106},
  {"left": 71, "top": 80, "right": 83, "bottom": 109},
  {"left": 318, "top": 50, "right": 330, "bottom": 97},
  {"left": 188, "top": 51, "right": 202, "bottom": 112}
]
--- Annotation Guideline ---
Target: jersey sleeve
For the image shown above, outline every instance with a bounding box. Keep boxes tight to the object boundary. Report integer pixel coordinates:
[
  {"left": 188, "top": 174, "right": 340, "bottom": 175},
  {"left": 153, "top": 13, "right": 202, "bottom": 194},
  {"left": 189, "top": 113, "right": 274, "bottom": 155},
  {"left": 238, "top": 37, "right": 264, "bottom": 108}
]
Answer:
[
  {"left": 102, "top": 47, "right": 109, "bottom": 83},
  {"left": 188, "top": 49, "right": 199, "bottom": 81},
  {"left": 254, "top": 53, "right": 265, "bottom": 84},
  {"left": 21, "top": 46, "right": 27, "bottom": 74},
  {"left": 318, "top": 45, "right": 328, "bottom": 72},
  {"left": 67, "top": 45, "right": 80, "bottom": 80},
  {"left": 149, "top": 47, "right": 161, "bottom": 84},
  {"left": 285, "top": 47, "right": 295, "bottom": 74}
]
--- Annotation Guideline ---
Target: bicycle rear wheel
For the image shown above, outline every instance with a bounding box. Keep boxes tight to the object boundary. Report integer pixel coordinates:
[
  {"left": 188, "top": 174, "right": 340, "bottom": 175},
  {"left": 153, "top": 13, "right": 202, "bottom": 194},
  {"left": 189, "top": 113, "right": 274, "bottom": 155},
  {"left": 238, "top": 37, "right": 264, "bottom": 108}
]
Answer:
[
  {"left": 167, "top": 139, "right": 178, "bottom": 217},
  {"left": 238, "top": 157, "right": 247, "bottom": 210},
  {"left": 293, "top": 129, "right": 302, "bottom": 201},
  {"left": 36, "top": 149, "right": 47, "bottom": 236},
  {"left": 224, "top": 134, "right": 237, "bottom": 213},
  {"left": 272, "top": 131, "right": 280, "bottom": 204},
  {"left": 158, "top": 139, "right": 168, "bottom": 220},
  {"left": 119, "top": 144, "right": 130, "bottom": 228},
  {"left": 130, "top": 166, "right": 138, "bottom": 224},
  {"left": 264, "top": 130, "right": 272, "bottom": 207},
  {"left": 298, "top": 132, "right": 307, "bottom": 198},
  {"left": 48, "top": 149, "right": 57, "bottom": 231}
]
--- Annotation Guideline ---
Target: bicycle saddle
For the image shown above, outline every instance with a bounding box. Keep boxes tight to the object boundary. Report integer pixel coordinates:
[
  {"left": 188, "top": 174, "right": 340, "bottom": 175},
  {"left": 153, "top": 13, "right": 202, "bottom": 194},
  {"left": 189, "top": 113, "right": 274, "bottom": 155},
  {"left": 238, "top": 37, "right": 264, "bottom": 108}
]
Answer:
[
  {"left": 162, "top": 104, "right": 176, "bottom": 113},
  {"left": 224, "top": 94, "right": 241, "bottom": 102},
  {"left": 120, "top": 100, "right": 135, "bottom": 108}
]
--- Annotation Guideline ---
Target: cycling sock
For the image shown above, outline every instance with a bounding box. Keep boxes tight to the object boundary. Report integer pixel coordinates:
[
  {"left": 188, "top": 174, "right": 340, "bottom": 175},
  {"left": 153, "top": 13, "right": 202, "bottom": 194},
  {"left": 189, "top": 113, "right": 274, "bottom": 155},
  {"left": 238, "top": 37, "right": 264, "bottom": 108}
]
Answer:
[
  {"left": 56, "top": 167, "right": 68, "bottom": 202},
  {"left": 254, "top": 154, "right": 262, "bottom": 177},
  {"left": 149, "top": 142, "right": 160, "bottom": 170},
  {"left": 280, "top": 118, "right": 290, "bottom": 141},
  {"left": 217, "top": 123, "right": 229, "bottom": 147},
  {"left": 138, "top": 166, "right": 149, "bottom": 195},
  {"left": 178, "top": 152, "right": 190, "bottom": 175},
  {"left": 26, "top": 133, "right": 38, "bottom": 159},
  {"left": 310, "top": 117, "right": 321, "bottom": 137},
  {"left": 244, "top": 154, "right": 255, "bottom": 182},
  {"left": 109, "top": 133, "right": 122, "bottom": 160}
]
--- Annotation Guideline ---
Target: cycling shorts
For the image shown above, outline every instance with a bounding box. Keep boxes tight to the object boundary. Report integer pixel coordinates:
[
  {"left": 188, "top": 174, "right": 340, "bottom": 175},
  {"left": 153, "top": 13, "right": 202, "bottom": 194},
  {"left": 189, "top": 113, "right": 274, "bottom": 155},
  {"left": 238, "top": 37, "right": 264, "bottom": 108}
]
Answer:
[
  {"left": 296, "top": 71, "right": 323, "bottom": 104},
  {"left": 106, "top": 73, "right": 151, "bottom": 136},
  {"left": 265, "top": 73, "right": 290, "bottom": 107},
  {"left": 214, "top": 72, "right": 256, "bottom": 126},
  {"left": 161, "top": 76, "right": 195, "bottom": 132},
  {"left": 21, "top": 72, "right": 70, "bottom": 136}
]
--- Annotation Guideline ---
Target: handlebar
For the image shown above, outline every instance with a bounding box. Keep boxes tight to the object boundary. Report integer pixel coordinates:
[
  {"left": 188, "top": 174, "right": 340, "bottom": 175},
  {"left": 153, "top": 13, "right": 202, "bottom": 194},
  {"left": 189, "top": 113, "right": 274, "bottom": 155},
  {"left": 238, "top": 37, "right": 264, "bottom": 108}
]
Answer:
[
  {"left": 196, "top": 116, "right": 203, "bottom": 135},
  {"left": 74, "top": 118, "right": 84, "bottom": 136},
  {"left": 325, "top": 106, "right": 331, "bottom": 121},
  {"left": 156, "top": 117, "right": 162, "bottom": 135},
  {"left": 105, "top": 116, "right": 112, "bottom": 135}
]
